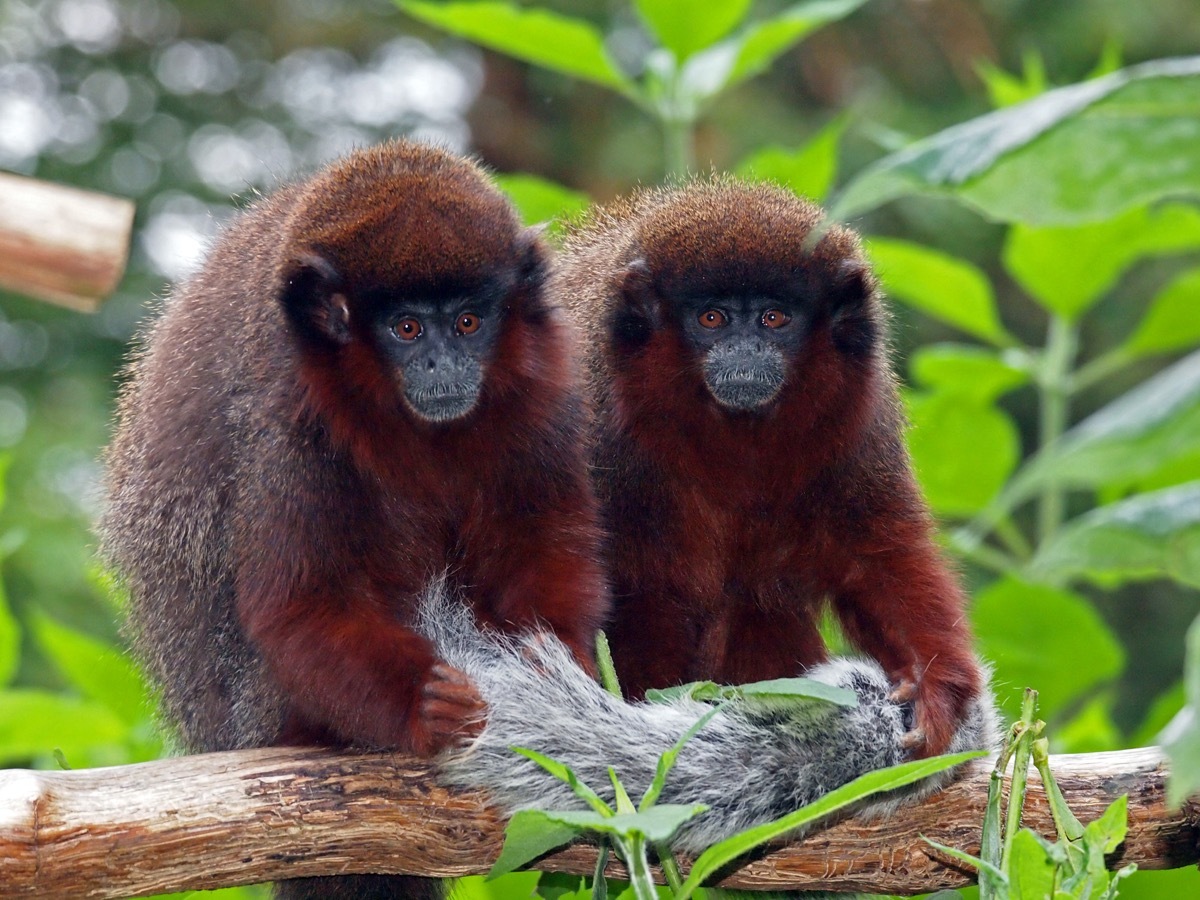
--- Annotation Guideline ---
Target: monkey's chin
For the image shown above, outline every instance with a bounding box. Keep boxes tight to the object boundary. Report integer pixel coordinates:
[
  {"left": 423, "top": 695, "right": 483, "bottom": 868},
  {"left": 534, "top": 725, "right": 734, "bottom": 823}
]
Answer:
[
  {"left": 706, "top": 379, "right": 783, "bottom": 412},
  {"left": 403, "top": 392, "right": 480, "bottom": 424}
]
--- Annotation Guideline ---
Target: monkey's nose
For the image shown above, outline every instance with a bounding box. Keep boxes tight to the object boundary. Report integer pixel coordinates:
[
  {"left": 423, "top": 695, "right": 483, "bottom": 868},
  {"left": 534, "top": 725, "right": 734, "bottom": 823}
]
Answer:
[{"left": 426, "top": 358, "right": 437, "bottom": 372}]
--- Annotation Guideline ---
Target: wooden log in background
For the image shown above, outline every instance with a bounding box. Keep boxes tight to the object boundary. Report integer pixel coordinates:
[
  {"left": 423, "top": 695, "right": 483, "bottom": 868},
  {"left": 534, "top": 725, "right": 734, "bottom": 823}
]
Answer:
[
  {"left": 1, "top": 746, "right": 1197, "bottom": 898},
  {"left": 0, "top": 172, "right": 135, "bottom": 311}
]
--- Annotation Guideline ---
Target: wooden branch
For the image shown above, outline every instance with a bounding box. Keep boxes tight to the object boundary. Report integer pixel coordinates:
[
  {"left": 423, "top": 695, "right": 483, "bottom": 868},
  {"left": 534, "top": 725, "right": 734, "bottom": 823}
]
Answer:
[
  {"left": 0, "top": 746, "right": 1196, "bottom": 898},
  {"left": 0, "top": 172, "right": 135, "bottom": 311}
]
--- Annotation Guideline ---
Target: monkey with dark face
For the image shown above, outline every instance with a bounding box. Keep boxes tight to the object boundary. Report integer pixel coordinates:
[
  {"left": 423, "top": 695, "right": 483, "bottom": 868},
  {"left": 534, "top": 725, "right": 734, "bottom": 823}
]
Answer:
[
  {"left": 553, "top": 181, "right": 983, "bottom": 758},
  {"left": 100, "top": 142, "right": 608, "bottom": 898}
]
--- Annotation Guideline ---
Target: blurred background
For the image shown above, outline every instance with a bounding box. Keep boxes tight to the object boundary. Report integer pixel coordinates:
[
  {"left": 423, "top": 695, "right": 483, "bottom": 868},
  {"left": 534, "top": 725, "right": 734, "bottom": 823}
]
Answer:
[{"left": 2, "top": 1, "right": 1200, "bottom": 894}]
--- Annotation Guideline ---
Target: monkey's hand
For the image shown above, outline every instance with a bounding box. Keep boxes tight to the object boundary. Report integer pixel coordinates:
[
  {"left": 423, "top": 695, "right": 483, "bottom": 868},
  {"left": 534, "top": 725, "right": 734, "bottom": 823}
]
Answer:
[
  {"left": 415, "top": 663, "right": 488, "bottom": 755},
  {"left": 890, "top": 670, "right": 968, "bottom": 759}
]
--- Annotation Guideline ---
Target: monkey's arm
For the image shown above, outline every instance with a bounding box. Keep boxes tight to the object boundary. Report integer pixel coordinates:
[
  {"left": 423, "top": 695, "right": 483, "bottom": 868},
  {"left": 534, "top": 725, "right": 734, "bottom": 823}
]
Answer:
[
  {"left": 238, "top": 585, "right": 485, "bottom": 754},
  {"left": 830, "top": 532, "right": 982, "bottom": 758}
]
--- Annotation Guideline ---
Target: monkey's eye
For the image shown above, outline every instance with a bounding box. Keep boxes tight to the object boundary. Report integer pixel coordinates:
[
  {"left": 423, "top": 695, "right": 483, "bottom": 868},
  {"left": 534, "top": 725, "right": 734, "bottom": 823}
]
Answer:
[
  {"left": 394, "top": 318, "right": 422, "bottom": 341},
  {"left": 698, "top": 309, "right": 728, "bottom": 329},
  {"left": 456, "top": 313, "right": 482, "bottom": 335},
  {"left": 761, "top": 309, "right": 792, "bottom": 329}
]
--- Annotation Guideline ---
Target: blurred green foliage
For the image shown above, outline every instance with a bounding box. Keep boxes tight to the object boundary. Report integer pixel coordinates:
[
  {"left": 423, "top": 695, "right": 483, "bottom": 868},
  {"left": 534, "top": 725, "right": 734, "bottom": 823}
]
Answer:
[{"left": 3, "top": 0, "right": 1200, "bottom": 896}]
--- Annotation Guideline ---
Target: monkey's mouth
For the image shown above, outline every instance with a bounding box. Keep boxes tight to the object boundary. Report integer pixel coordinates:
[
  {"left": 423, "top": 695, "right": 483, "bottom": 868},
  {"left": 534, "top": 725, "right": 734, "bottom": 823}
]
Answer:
[
  {"left": 403, "top": 384, "right": 481, "bottom": 424},
  {"left": 702, "top": 344, "right": 785, "bottom": 411}
]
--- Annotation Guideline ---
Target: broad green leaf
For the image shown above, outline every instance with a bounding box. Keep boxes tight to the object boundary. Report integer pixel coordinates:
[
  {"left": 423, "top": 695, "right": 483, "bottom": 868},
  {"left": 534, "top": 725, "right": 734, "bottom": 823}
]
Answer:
[
  {"left": 489, "top": 810, "right": 583, "bottom": 878},
  {"left": 735, "top": 676, "right": 857, "bottom": 707},
  {"left": 834, "top": 57, "right": 1200, "bottom": 225},
  {"left": 1127, "top": 267, "right": 1200, "bottom": 356},
  {"left": 634, "top": 0, "right": 751, "bottom": 60},
  {"left": 399, "top": 2, "right": 633, "bottom": 94},
  {"left": 1003, "top": 205, "right": 1200, "bottom": 320},
  {"left": 646, "top": 681, "right": 722, "bottom": 703},
  {"left": 0, "top": 569, "right": 18, "bottom": 687},
  {"left": 493, "top": 174, "right": 589, "bottom": 230},
  {"left": 909, "top": 344, "right": 1029, "bottom": 403},
  {"left": 0, "top": 689, "right": 128, "bottom": 766},
  {"left": 1132, "top": 681, "right": 1185, "bottom": 748},
  {"left": 1053, "top": 694, "right": 1122, "bottom": 754},
  {"left": 1086, "top": 794, "right": 1129, "bottom": 854},
  {"left": 972, "top": 578, "right": 1124, "bottom": 722},
  {"left": 735, "top": 116, "right": 847, "bottom": 202},
  {"left": 1017, "top": 350, "right": 1200, "bottom": 495},
  {"left": 1008, "top": 829, "right": 1058, "bottom": 899},
  {"left": 868, "top": 238, "right": 1011, "bottom": 345},
  {"left": 29, "top": 613, "right": 149, "bottom": 726},
  {"left": 905, "top": 392, "right": 1020, "bottom": 517},
  {"left": 676, "top": 751, "right": 982, "bottom": 900},
  {"left": 1031, "top": 482, "right": 1200, "bottom": 589},
  {"left": 1165, "top": 614, "right": 1200, "bottom": 806},
  {"left": 679, "top": 0, "right": 868, "bottom": 103},
  {"left": 531, "top": 804, "right": 707, "bottom": 843}
]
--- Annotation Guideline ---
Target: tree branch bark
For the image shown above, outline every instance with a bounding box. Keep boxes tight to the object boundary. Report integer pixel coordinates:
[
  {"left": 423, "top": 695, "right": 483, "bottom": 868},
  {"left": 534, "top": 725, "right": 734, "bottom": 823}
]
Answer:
[
  {"left": 0, "top": 746, "right": 1197, "bottom": 898},
  {"left": 0, "top": 172, "right": 135, "bottom": 311}
]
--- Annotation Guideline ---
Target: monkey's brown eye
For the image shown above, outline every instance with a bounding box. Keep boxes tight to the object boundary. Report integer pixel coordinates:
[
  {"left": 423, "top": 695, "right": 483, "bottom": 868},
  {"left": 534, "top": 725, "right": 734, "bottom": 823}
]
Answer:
[
  {"left": 699, "top": 309, "right": 728, "bottom": 329},
  {"left": 456, "top": 313, "right": 481, "bottom": 335},
  {"left": 762, "top": 309, "right": 792, "bottom": 329},
  {"left": 394, "top": 318, "right": 422, "bottom": 341}
]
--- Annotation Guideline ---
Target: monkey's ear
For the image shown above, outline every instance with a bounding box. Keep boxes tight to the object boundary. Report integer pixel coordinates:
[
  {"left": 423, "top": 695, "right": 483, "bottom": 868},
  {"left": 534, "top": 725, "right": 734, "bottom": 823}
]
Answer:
[
  {"left": 828, "top": 260, "right": 873, "bottom": 313},
  {"left": 279, "top": 253, "right": 352, "bottom": 348},
  {"left": 611, "top": 259, "right": 658, "bottom": 352},
  {"left": 517, "top": 227, "right": 550, "bottom": 288}
]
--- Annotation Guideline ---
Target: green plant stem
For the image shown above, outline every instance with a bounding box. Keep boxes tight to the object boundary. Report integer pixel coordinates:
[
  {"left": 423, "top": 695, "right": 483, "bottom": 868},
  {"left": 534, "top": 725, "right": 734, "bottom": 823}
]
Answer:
[
  {"left": 945, "top": 530, "right": 1020, "bottom": 576},
  {"left": 620, "top": 835, "right": 662, "bottom": 900},
  {"left": 662, "top": 114, "right": 695, "bottom": 176},
  {"left": 1037, "top": 316, "right": 1079, "bottom": 544},
  {"left": 1001, "top": 690, "right": 1040, "bottom": 872},
  {"left": 656, "top": 844, "right": 685, "bottom": 892},
  {"left": 994, "top": 515, "right": 1033, "bottom": 561},
  {"left": 1070, "top": 345, "right": 1134, "bottom": 394}
]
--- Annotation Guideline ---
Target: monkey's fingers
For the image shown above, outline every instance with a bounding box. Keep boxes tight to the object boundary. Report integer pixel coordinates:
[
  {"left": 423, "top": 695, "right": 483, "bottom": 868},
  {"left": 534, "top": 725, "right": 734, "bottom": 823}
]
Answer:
[
  {"left": 888, "top": 677, "right": 919, "bottom": 705},
  {"left": 899, "top": 727, "right": 926, "bottom": 752}
]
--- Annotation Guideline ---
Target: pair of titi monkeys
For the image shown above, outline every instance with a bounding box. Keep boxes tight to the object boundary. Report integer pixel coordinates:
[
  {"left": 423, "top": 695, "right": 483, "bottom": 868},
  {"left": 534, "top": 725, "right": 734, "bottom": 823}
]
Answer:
[{"left": 102, "top": 143, "right": 982, "bottom": 787}]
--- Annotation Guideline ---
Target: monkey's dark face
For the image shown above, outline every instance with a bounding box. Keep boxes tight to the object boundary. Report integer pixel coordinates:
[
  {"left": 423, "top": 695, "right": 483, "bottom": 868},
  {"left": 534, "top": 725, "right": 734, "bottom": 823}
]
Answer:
[
  {"left": 372, "top": 294, "right": 504, "bottom": 424},
  {"left": 677, "top": 294, "right": 808, "bottom": 411}
]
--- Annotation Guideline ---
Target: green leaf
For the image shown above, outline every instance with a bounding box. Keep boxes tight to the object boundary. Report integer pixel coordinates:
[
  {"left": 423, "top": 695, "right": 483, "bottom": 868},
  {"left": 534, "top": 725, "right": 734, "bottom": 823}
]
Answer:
[
  {"left": 1020, "top": 350, "right": 1200, "bottom": 495},
  {"left": 512, "top": 746, "right": 612, "bottom": 817},
  {"left": 1054, "top": 694, "right": 1122, "bottom": 754},
  {"left": 679, "top": 0, "right": 868, "bottom": 103},
  {"left": 976, "top": 51, "right": 1047, "bottom": 109},
  {"left": 868, "top": 238, "right": 1011, "bottom": 345},
  {"left": 1131, "top": 681, "right": 1186, "bottom": 748},
  {"left": 0, "top": 569, "right": 18, "bottom": 687},
  {"left": 634, "top": 0, "right": 752, "bottom": 61},
  {"left": 493, "top": 174, "right": 590, "bottom": 230},
  {"left": 1165, "top": 615, "right": 1200, "bottom": 806},
  {"left": 909, "top": 344, "right": 1029, "bottom": 403},
  {"left": 399, "top": 1, "right": 633, "bottom": 93},
  {"left": 641, "top": 703, "right": 726, "bottom": 810},
  {"left": 29, "top": 613, "right": 149, "bottom": 726},
  {"left": 972, "top": 578, "right": 1124, "bottom": 722},
  {"left": 0, "top": 689, "right": 128, "bottom": 766},
  {"left": 645, "top": 681, "right": 723, "bottom": 704},
  {"left": 595, "top": 629, "right": 622, "bottom": 698},
  {"left": 734, "top": 676, "right": 856, "bottom": 707},
  {"left": 1008, "top": 829, "right": 1058, "bottom": 899},
  {"left": 834, "top": 57, "right": 1200, "bottom": 225},
  {"left": 489, "top": 810, "right": 584, "bottom": 878},
  {"left": 905, "top": 392, "right": 1020, "bottom": 518},
  {"left": 675, "top": 751, "right": 983, "bottom": 900},
  {"left": 735, "top": 116, "right": 847, "bottom": 202},
  {"left": 1003, "top": 205, "right": 1200, "bottom": 320},
  {"left": 1127, "top": 266, "right": 1200, "bottom": 357},
  {"left": 1086, "top": 794, "right": 1129, "bottom": 854},
  {"left": 532, "top": 804, "right": 707, "bottom": 844},
  {"left": 1031, "top": 482, "right": 1200, "bottom": 589},
  {"left": 920, "top": 838, "right": 1006, "bottom": 885}
]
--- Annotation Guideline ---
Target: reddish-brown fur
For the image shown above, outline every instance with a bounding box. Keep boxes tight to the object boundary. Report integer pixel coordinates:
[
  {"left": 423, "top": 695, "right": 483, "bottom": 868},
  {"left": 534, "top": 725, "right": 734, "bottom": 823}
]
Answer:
[
  {"left": 554, "top": 181, "right": 982, "bottom": 756},
  {"left": 102, "top": 143, "right": 609, "bottom": 761}
]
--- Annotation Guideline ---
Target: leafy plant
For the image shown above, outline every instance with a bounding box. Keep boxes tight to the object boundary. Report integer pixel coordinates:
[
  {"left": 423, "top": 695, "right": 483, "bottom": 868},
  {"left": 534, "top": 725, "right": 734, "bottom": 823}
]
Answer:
[{"left": 399, "top": 0, "right": 865, "bottom": 176}]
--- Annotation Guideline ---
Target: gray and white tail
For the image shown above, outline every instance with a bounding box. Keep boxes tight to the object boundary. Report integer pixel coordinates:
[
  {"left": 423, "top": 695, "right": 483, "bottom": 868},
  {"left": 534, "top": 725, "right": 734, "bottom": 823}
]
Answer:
[{"left": 417, "top": 584, "right": 999, "bottom": 855}]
